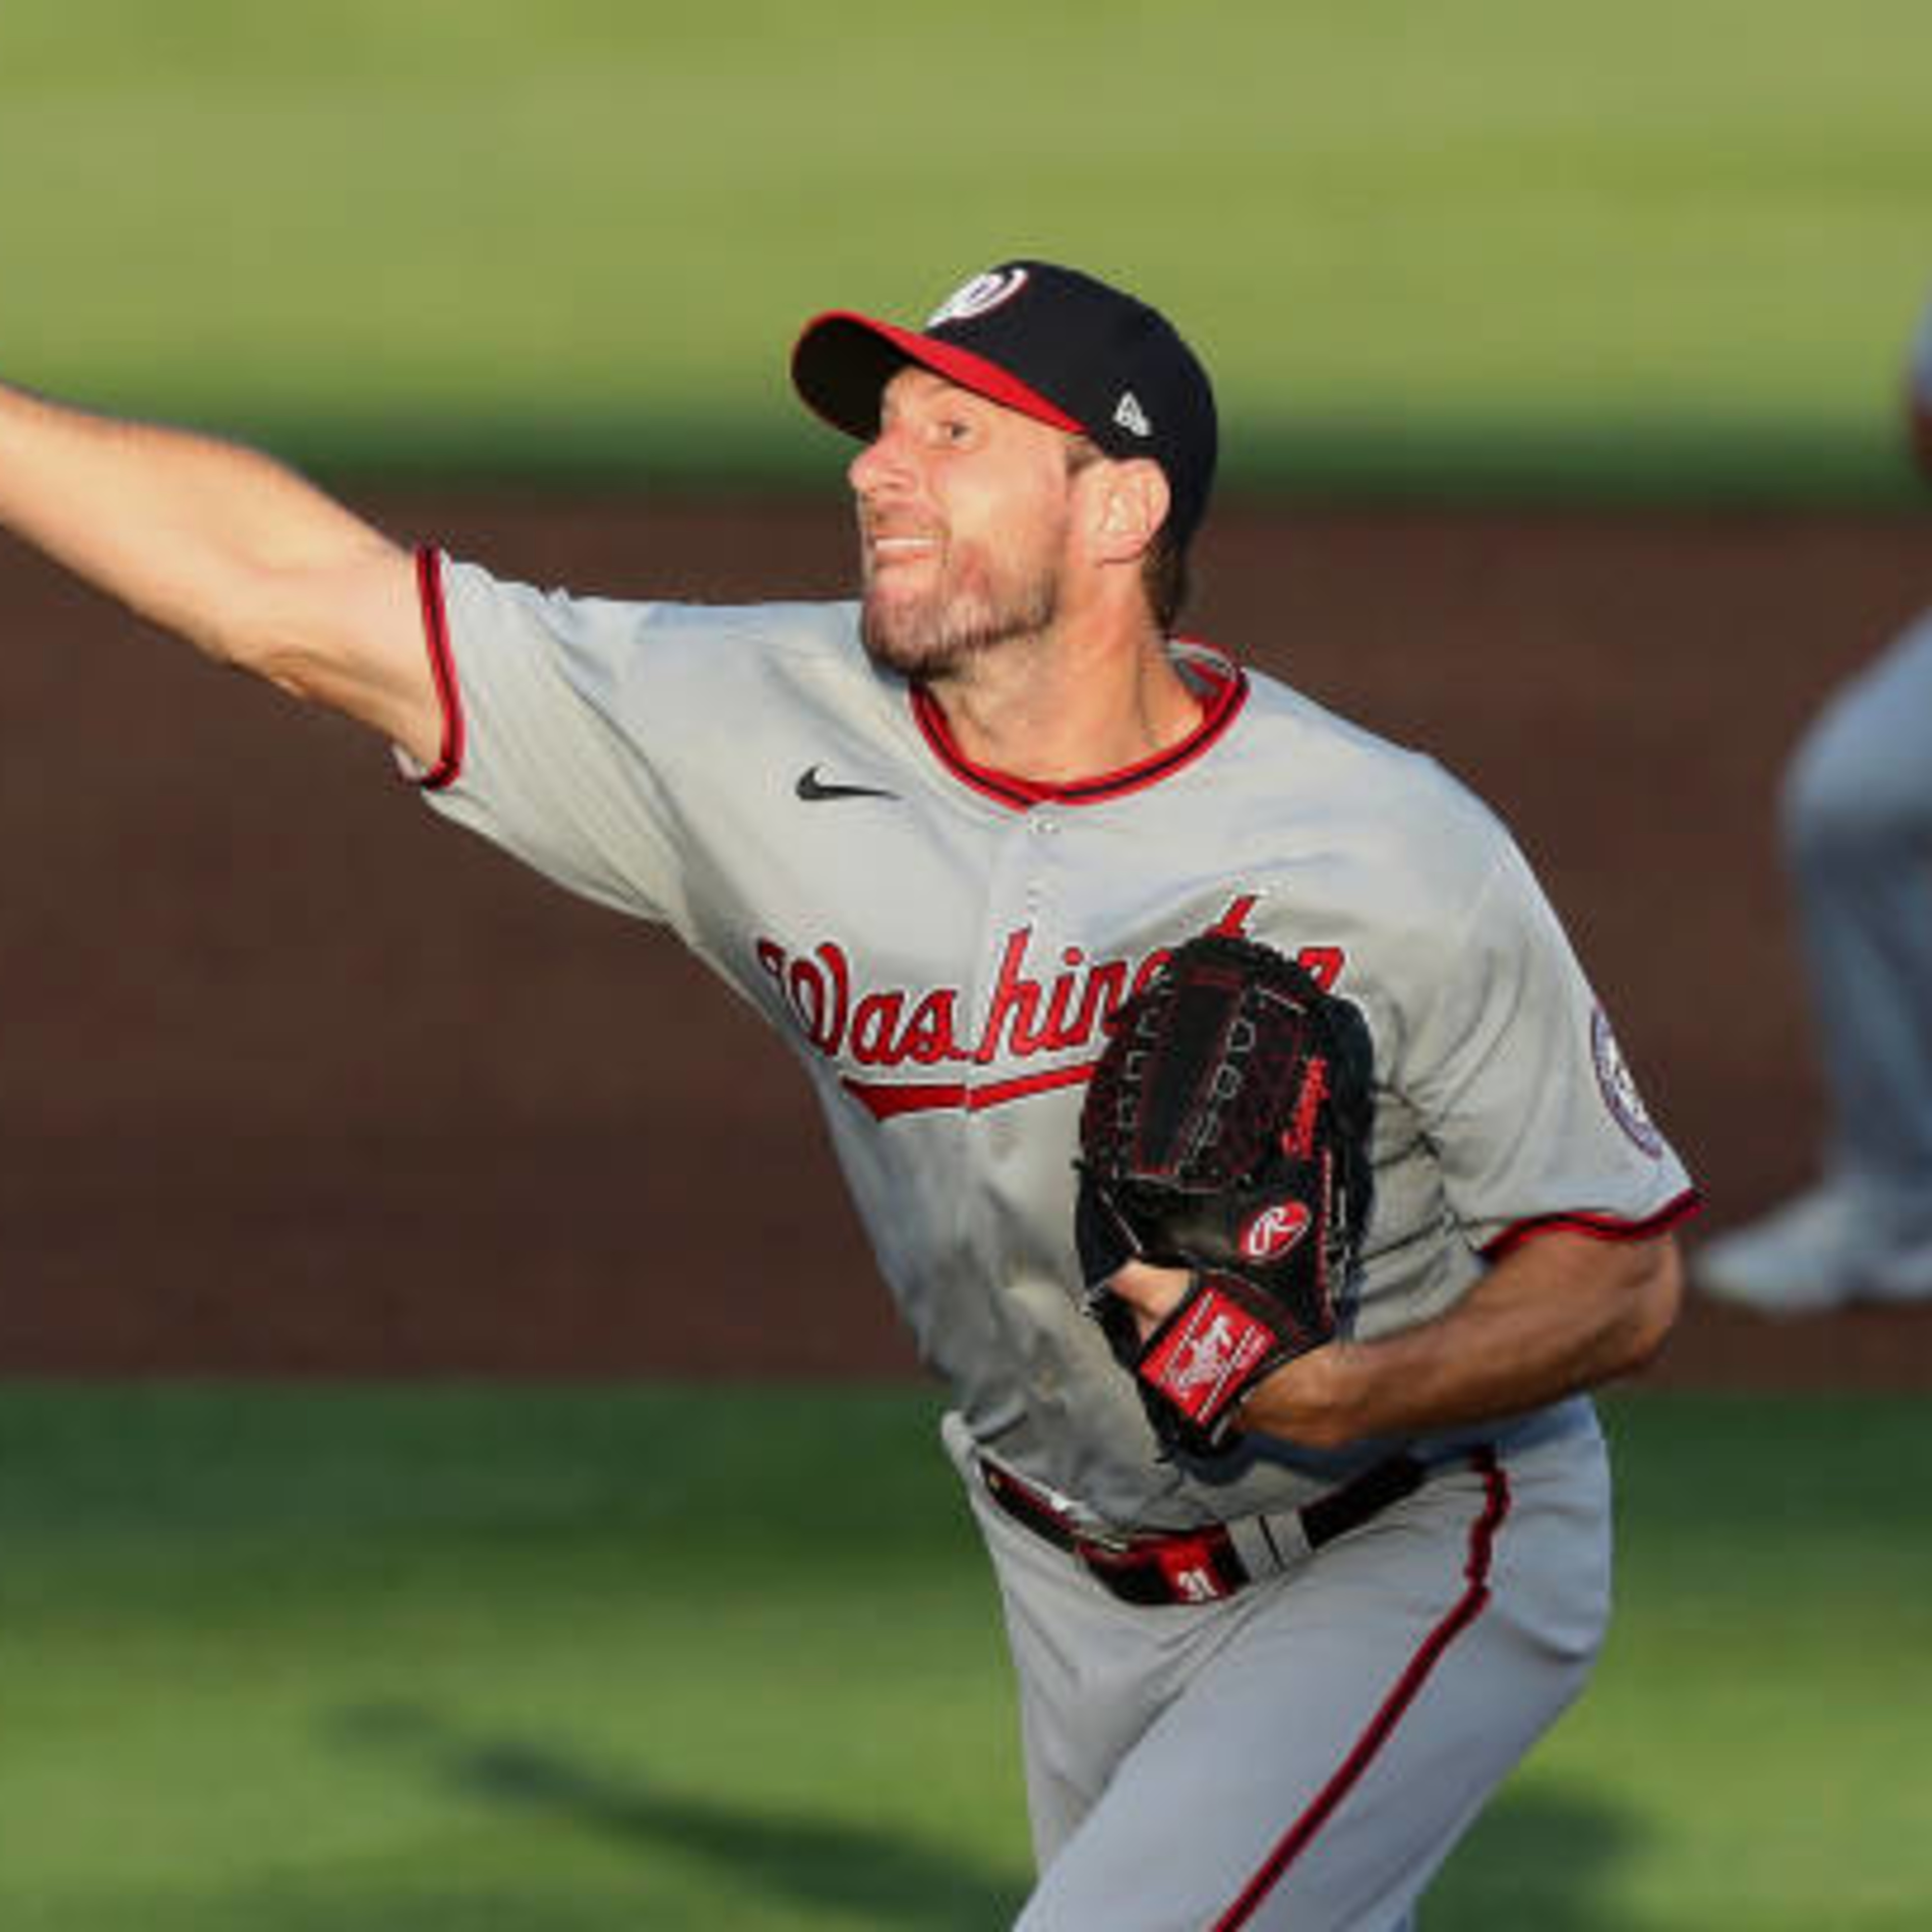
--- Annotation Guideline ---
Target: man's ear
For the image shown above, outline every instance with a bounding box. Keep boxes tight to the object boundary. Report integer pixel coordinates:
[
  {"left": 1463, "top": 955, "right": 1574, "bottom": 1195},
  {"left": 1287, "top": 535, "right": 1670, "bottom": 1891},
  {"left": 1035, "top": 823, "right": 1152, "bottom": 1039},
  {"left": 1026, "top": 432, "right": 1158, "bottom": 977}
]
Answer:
[{"left": 1084, "top": 458, "right": 1171, "bottom": 564}]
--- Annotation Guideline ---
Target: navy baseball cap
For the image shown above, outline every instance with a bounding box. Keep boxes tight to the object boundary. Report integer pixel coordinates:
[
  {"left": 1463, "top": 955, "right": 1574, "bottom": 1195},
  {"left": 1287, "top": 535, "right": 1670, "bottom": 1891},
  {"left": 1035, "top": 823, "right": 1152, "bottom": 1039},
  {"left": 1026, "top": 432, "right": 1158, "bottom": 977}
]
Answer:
[{"left": 792, "top": 260, "right": 1219, "bottom": 546}]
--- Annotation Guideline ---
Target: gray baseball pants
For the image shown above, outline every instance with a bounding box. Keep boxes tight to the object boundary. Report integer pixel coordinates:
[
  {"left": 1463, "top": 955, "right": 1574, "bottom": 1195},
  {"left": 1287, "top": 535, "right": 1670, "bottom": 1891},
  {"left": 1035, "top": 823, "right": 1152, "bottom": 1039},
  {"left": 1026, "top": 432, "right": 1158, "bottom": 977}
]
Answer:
[{"left": 947, "top": 1409, "right": 1612, "bottom": 1931}]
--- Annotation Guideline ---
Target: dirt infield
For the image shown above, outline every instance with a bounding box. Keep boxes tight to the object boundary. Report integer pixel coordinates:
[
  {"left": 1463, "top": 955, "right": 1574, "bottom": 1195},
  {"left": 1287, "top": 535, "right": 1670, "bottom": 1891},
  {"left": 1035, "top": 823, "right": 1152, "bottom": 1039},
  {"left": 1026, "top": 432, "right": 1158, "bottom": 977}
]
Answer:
[{"left": 4, "top": 494, "right": 1928, "bottom": 1390}]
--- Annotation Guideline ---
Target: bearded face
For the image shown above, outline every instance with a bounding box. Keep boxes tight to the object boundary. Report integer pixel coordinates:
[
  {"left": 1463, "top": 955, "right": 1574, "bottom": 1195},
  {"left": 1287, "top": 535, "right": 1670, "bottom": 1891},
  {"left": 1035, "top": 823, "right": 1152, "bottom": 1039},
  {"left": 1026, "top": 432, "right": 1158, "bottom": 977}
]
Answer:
[
  {"left": 856, "top": 497, "right": 1071, "bottom": 680},
  {"left": 849, "top": 369, "right": 1083, "bottom": 683}
]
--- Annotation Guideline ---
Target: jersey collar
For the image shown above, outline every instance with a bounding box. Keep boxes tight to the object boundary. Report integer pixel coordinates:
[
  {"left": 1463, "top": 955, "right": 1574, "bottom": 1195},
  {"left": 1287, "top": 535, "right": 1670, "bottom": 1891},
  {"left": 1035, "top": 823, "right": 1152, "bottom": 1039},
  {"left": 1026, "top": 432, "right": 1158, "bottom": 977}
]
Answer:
[{"left": 909, "top": 645, "right": 1247, "bottom": 810}]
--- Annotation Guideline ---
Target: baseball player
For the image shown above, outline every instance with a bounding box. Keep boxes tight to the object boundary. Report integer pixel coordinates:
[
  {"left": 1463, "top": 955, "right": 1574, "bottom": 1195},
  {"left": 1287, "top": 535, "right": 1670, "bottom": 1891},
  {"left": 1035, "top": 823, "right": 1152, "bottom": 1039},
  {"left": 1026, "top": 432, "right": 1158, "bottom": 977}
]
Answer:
[
  {"left": 1, "top": 259, "right": 1697, "bottom": 1929},
  {"left": 1693, "top": 285, "right": 1932, "bottom": 1314}
]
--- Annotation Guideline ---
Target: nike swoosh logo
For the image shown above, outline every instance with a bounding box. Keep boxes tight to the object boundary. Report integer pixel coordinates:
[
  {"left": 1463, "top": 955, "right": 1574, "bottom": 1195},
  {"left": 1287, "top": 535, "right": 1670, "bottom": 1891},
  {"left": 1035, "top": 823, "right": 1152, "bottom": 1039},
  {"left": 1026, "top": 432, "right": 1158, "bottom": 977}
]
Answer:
[{"left": 796, "top": 764, "right": 898, "bottom": 803}]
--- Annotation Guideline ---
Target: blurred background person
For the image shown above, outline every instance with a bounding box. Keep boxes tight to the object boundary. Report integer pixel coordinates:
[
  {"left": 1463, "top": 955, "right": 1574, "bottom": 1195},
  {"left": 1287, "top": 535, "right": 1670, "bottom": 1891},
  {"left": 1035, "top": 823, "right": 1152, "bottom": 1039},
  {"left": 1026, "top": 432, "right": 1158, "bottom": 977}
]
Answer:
[{"left": 1695, "top": 288, "right": 1932, "bottom": 1315}]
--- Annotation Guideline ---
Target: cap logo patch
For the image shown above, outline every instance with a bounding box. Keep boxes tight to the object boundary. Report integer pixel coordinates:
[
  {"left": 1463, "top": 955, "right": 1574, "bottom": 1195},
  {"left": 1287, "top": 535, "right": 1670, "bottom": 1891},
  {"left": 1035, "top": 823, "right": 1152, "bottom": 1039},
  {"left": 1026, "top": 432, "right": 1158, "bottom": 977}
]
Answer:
[
  {"left": 1113, "top": 391, "right": 1153, "bottom": 438},
  {"left": 927, "top": 267, "right": 1030, "bottom": 329}
]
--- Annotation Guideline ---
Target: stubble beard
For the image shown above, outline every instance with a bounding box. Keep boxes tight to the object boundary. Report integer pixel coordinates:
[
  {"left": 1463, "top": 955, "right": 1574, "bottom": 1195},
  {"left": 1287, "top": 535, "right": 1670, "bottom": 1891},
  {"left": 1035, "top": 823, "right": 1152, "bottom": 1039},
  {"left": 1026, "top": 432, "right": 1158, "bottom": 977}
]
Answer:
[{"left": 858, "top": 539, "right": 1064, "bottom": 684}]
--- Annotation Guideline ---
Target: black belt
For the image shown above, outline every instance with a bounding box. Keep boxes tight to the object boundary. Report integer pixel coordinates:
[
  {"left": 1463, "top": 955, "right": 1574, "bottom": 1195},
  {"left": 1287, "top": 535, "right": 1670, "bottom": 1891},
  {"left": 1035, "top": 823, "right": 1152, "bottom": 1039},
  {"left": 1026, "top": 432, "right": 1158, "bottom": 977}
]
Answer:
[{"left": 978, "top": 1452, "right": 1430, "bottom": 1608}]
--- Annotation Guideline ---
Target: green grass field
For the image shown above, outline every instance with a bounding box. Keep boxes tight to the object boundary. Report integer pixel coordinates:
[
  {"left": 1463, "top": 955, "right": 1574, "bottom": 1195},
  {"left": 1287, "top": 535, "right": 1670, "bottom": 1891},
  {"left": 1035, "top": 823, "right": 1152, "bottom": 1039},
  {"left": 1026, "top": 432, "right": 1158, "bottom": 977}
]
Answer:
[
  {"left": 0, "top": 2, "right": 1927, "bottom": 502},
  {"left": 2, "top": 1385, "right": 1926, "bottom": 1929}
]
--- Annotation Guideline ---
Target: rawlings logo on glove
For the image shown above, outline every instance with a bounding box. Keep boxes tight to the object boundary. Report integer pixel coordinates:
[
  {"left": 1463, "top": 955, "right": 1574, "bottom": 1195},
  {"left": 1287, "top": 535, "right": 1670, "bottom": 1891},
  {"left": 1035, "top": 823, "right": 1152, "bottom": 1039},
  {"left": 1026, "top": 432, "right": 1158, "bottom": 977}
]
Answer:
[
  {"left": 1075, "top": 931, "right": 1376, "bottom": 1459},
  {"left": 1239, "top": 1201, "right": 1313, "bottom": 1260}
]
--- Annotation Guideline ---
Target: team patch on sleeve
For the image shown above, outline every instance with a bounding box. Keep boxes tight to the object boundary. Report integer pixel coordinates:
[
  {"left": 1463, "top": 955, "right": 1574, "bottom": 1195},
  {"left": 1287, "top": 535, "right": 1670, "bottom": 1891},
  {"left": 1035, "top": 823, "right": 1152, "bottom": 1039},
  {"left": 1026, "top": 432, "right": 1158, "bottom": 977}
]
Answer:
[{"left": 1590, "top": 1005, "right": 1664, "bottom": 1157}]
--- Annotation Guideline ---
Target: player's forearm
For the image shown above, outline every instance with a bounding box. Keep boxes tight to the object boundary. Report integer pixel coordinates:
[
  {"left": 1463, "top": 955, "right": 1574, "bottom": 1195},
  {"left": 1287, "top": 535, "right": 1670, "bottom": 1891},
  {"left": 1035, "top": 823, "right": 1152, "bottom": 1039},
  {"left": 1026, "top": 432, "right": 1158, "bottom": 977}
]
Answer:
[
  {"left": 0, "top": 380, "right": 395, "bottom": 672},
  {"left": 1241, "top": 1230, "right": 1684, "bottom": 1450}
]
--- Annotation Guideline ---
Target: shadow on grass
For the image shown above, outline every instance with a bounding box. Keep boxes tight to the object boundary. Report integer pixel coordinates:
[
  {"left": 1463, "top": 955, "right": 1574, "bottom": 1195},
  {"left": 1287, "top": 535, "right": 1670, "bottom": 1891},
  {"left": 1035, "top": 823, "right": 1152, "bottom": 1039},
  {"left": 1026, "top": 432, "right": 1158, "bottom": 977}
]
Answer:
[
  {"left": 331, "top": 1706, "right": 1654, "bottom": 1930},
  {"left": 331, "top": 1703, "right": 1029, "bottom": 1930},
  {"left": 1425, "top": 1776, "right": 1658, "bottom": 1932}
]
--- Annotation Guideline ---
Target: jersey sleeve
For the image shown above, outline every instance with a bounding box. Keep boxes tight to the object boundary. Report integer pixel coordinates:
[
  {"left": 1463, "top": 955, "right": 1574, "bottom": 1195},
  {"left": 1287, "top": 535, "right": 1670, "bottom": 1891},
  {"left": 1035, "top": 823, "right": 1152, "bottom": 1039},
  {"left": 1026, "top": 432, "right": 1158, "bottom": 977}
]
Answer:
[
  {"left": 406, "top": 551, "right": 698, "bottom": 931},
  {"left": 1397, "top": 830, "right": 1695, "bottom": 1256}
]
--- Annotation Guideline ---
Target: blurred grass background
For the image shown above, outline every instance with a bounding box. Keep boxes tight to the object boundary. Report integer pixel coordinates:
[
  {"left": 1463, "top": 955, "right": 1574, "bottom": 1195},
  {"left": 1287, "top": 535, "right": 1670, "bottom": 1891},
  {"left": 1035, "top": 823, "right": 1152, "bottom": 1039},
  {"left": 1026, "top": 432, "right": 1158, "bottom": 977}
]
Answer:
[
  {"left": 0, "top": 0, "right": 1926, "bottom": 501},
  {"left": 2, "top": 1387, "right": 1926, "bottom": 1931}
]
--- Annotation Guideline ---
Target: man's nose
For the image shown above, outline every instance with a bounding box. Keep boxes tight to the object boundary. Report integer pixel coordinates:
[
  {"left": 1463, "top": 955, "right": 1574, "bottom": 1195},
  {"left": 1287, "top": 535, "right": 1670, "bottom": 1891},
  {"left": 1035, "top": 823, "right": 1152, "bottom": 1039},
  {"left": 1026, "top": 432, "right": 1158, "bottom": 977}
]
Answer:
[{"left": 849, "top": 423, "right": 913, "bottom": 499}]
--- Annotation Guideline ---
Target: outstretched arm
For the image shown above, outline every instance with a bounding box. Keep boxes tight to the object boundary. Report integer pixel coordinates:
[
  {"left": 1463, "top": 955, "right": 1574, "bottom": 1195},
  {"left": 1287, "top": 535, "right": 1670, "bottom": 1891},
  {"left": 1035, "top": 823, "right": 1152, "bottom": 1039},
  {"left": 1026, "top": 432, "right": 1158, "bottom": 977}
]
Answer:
[{"left": 0, "top": 381, "right": 441, "bottom": 764}]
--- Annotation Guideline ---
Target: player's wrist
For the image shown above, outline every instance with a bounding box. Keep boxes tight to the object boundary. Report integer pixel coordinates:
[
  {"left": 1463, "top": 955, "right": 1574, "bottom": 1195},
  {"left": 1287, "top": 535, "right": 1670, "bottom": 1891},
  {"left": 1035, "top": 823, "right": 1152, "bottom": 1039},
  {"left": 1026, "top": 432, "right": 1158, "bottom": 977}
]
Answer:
[{"left": 1240, "top": 1338, "right": 1369, "bottom": 1450}]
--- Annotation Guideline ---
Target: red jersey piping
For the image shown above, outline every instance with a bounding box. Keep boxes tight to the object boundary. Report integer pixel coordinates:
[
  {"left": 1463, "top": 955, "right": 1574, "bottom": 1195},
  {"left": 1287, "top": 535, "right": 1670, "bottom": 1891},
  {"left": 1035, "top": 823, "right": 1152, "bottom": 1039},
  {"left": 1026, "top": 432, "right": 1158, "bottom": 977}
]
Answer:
[
  {"left": 910, "top": 650, "right": 1247, "bottom": 809},
  {"left": 841, "top": 1061, "right": 1097, "bottom": 1121},
  {"left": 1480, "top": 1186, "right": 1703, "bottom": 1262},
  {"left": 413, "top": 546, "right": 465, "bottom": 791}
]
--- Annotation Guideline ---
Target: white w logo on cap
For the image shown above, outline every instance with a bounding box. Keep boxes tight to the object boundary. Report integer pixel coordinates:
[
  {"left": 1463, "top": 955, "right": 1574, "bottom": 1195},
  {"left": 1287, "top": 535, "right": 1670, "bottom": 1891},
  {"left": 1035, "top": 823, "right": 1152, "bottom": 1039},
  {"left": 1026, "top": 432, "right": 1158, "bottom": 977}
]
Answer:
[
  {"left": 927, "top": 267, "right": 1030, "bottom": 328},
  {"left": 1113, "top": 391, "right": 1153, "bottom": 437}
]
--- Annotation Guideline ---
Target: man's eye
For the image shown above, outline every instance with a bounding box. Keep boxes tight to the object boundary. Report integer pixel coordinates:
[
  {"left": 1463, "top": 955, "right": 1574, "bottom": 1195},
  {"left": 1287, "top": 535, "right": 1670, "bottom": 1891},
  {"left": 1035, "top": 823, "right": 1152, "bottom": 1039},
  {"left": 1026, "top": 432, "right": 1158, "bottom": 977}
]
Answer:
[{"left": 937, "top": 417, "right": 974, "bottom": 445}]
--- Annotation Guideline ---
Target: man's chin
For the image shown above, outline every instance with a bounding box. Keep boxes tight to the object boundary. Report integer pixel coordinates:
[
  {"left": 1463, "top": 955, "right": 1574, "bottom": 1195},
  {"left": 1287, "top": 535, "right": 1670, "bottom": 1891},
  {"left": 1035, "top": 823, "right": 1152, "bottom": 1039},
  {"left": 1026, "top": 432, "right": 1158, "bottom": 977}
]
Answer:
[
  {"left": 859, "top": 596, "right": 957, "bottom": 679},
  {"left": 858, "top": 586, "right": 1052, "bottom": 682}
]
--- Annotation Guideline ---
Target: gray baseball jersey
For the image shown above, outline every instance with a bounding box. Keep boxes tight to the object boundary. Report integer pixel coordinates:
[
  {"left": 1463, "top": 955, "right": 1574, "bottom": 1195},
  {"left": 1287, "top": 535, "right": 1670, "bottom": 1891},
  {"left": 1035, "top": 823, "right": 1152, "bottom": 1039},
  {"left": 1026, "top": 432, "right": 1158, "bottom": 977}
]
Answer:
[
  {"left": 409, "top": 550, "right": 1696, "bottom": 1927},
  {"left": 413, "top": 554, "right": 1691, "bottom": 1494}
]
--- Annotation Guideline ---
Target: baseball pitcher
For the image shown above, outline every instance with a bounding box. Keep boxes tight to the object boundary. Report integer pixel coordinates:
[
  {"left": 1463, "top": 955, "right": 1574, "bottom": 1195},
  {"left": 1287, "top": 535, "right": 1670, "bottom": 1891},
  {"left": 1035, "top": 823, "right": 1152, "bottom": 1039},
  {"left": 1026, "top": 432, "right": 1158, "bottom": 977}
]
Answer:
[{"left": 0, "top": 259, "right": 1698, "bottom": 1930}]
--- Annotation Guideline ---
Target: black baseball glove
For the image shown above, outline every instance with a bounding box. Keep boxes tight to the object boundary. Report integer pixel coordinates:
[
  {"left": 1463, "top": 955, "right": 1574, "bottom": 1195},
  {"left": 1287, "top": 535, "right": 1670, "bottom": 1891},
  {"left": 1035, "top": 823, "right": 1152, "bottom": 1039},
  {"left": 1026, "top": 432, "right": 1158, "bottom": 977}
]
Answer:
[{"left": 1076, "top": 931, "right": 1376, "bottom": 1459}]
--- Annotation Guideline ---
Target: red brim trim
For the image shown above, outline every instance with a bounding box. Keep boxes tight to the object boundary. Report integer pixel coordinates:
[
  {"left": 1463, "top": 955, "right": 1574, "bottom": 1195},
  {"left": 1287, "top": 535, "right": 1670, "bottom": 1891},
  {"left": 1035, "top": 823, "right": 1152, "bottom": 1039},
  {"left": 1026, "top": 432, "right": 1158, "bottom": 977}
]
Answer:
[{"left": 792, "top": 310, "right": 1085, "bottom": 441}]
